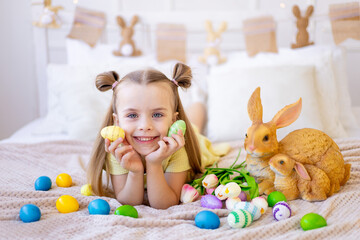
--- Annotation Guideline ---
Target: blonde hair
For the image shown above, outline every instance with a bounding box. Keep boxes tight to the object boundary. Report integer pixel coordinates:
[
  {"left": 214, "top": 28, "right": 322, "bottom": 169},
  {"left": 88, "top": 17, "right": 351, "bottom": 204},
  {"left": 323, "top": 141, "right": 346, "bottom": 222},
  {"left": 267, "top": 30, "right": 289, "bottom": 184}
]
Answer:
[{"left": 87, "top": 63, "right": 202, "bottom": 196}]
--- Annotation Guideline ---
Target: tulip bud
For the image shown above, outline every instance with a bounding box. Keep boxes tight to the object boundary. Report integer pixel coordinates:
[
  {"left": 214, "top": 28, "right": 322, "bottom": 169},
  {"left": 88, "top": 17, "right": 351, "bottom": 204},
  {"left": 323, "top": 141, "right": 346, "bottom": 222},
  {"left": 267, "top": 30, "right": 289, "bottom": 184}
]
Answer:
[
  {"left": 180, "top": 184, "right": 199, "bottom": 203},
  {"left": 202, "top": 174, "right": 219, "bottom": 189}
]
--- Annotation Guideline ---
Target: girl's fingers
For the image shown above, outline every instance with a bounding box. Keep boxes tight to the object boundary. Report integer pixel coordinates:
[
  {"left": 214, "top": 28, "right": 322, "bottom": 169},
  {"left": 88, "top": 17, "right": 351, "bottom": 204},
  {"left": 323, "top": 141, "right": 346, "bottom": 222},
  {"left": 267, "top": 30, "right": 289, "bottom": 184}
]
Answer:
[
  {"left": 169, "top": 133, "right": 185, "bottom": 147},
  {"left": 108, "top": 138, "right": 124, "bottom": 154},
  {"left": 104, "top": 138, "right": 111, "bottom": 152},
  {"left": 163, "top": 136, "right": 179, "bottom": 149},
  {"left": 114, "top": 145, "right": 133, "bottom": 161}
]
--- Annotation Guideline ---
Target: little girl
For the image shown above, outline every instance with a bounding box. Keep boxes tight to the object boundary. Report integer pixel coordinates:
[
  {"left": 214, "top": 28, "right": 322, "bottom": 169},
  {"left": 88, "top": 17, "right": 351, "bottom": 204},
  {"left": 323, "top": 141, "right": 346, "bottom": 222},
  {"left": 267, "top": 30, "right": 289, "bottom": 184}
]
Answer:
[{"left": 87, "top": 63, "right": 228, "bottom": 209}]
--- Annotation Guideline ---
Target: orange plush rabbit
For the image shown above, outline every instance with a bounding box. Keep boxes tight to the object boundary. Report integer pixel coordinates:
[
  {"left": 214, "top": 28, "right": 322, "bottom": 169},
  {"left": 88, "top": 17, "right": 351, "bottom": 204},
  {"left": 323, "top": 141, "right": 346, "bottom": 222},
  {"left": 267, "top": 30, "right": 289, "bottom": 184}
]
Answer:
[
  {"left": 291, "top": 5, "right": 314, "bottom": 49},
  {"left": 269, "top": 154, "right": 331, "bottom": 201},
  {"left": 244, "top": 87, "right": 351, "bottom": 195},
  {"left": 113, "top": 15, "right": 142, "bottom": 57}
]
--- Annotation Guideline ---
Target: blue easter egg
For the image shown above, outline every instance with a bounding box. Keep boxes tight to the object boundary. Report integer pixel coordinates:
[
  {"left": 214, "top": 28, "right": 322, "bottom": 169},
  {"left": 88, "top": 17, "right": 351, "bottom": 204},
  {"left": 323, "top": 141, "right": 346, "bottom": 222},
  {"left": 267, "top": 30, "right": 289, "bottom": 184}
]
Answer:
[
  {"left": 19, "top": 204, "right": 41, "bottom": 223},
  {"left": 34, "top": 176, "right": 52, "bottom": 191},
  {"left": 195, "top": 210, "right": 220, "bottom": 229},
  {"left": 88, "top": 199, "right": 110, "bottom": 215}
]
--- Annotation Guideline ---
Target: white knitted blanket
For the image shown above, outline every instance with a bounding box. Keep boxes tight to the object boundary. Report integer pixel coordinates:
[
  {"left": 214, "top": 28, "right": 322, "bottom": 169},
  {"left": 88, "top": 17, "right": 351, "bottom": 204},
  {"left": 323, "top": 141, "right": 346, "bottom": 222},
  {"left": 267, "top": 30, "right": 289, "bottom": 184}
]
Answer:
[{"left": 1, "top": 139, "right": 360, "bottom": 240}]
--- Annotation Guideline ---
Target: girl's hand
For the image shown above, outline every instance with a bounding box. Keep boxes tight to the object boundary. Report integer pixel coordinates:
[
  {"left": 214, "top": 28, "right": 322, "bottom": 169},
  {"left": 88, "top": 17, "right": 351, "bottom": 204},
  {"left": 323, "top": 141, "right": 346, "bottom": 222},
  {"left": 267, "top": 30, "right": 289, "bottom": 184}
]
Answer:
[
  {"left": 105, "top": 137, "right": 144, "bottom": 173},
  {"left": 145, "top": 130, "right": 185, "bottom": 165}
]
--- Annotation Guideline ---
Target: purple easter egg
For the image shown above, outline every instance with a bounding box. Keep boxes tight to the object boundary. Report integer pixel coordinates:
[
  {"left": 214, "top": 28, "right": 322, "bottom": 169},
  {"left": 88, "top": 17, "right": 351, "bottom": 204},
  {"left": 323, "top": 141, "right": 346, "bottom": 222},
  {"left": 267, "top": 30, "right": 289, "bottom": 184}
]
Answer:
[
  {"left": 238, "top": 191, "right": 247, "bottom": 201},
  {"left": 201, "top": 194, "right": 223, "bottom": 209},
  {"left": 273, "top": 201, "right": 291, "bottom": 221}
]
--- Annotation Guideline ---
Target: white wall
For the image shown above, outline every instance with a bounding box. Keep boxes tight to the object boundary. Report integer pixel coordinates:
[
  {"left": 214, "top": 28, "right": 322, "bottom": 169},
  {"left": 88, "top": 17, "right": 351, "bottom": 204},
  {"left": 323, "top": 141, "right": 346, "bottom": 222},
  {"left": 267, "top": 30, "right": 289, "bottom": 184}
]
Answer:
[{"left": 0, "top": 1, "right": 38, "bottom": 139}]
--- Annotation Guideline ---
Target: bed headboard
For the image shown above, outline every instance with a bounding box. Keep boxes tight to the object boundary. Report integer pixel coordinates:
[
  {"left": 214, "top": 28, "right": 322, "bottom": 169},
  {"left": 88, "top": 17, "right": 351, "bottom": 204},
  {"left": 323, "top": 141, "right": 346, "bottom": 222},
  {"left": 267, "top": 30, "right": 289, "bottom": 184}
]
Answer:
[{"left": 31, "top": 0, "right": 360, "bottom": 117}]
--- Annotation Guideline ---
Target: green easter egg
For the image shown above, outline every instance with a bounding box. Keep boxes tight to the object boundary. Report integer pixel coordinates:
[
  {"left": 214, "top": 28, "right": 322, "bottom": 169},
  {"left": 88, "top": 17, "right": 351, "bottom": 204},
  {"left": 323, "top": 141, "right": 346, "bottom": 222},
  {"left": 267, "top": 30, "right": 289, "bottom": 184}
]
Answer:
[
  {"left": 114, "top": 205, "right": 138, "bottom": 218},
  {"left": 300, "top": 213, "right": 327, "bottom": 231},
  {"left": 267, "top": 191, "right": 287, "bottom": 207},
  {"left": 168, "top": 120, "right": 186, "bottom": 137}
]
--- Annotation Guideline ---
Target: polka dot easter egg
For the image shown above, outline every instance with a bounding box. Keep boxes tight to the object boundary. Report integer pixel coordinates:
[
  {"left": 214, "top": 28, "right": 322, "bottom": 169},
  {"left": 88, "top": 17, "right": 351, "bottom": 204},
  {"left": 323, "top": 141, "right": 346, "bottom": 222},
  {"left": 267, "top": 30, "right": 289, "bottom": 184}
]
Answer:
[
  {"left": 101, "top": 126, "right": 125, "bottom": 142},
  {"left": 273, "top": 201, "right": 291, "bottom": 221},
  {"left": 227, "top": 209, "right": 253, "bottom": 228},
  {"left": 233, "top": 201, "right": 261, "bottom": 221},
  {"left": 168, "top": 120, "right": 186, "bottom": 137}
]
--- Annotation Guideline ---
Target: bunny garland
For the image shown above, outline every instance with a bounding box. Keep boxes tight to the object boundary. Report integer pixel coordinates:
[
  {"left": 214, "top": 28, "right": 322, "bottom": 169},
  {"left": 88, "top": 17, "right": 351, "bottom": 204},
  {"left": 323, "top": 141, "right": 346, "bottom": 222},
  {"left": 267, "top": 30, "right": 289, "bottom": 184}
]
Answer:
[
  {"left": 244, "top": 87, "right": 351, "bottom": 200},
  {"left": 198, "top": 21, "right": 227, "bottom": 66},
  {"left": 291, "top": 5, "right": 314, "bottom": 49},
  {"left": 113, "top": 15, "right": 142, "bottom": 57}
]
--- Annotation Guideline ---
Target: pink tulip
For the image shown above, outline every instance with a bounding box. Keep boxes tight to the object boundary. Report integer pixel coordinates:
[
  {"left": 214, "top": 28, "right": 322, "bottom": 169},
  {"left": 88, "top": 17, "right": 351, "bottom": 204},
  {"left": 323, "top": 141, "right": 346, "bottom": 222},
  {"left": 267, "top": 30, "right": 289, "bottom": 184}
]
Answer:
[
  {"left": 202, "top": 174, "right": 219, "bottom": 189},
  {"left": 206, "top": 188, "right": 216, "bottom": 195},
  {"left": 180, "top": 184, "right": 199, "bottom": 203}
]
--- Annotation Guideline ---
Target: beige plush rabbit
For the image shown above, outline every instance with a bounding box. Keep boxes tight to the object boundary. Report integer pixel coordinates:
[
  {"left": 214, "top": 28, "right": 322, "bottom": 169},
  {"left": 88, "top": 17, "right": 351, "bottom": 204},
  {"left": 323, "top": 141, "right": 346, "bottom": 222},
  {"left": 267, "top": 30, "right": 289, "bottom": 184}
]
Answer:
[
  {"left": 244, "top": 87, "right": 351, "bottom": 195},
  {"left": 269, "top": 154, "right": 331, "bottom": 201},
  {"left": 198, "top": 20, "right": 227, "bottom": 66},
  {"left": 291, "top": 5, "right": 314, "bottom": 49},
  {"left": 113, "top": 15, "right": 142, "bottom": 57}
]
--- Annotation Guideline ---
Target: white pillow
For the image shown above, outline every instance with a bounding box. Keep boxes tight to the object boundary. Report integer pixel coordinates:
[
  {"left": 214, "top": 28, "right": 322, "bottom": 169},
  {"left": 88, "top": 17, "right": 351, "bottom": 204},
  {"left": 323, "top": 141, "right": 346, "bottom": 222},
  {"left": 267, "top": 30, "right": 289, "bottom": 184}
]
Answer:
[
  {"left": 207, "top": 65, "right": 324, "bottom": 142},
  {"left": 39, "top": 61, "right": 206, "bottom": 141}
]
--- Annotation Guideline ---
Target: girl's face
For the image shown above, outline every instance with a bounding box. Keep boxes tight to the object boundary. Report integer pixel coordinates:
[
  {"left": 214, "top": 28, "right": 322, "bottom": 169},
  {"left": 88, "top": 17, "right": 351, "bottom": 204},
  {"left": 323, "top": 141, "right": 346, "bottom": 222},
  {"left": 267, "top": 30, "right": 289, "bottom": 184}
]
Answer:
[{"left": 114, "top": 81, "right": 177, "bottom": 156}]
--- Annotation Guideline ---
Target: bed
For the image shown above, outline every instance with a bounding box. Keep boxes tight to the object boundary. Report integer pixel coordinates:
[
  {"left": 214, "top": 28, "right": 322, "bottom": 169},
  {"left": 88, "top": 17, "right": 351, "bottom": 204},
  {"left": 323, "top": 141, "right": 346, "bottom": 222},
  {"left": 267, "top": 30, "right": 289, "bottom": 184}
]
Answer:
[{"left": 2, "top": 2, "right": 360, "bottom": 239}]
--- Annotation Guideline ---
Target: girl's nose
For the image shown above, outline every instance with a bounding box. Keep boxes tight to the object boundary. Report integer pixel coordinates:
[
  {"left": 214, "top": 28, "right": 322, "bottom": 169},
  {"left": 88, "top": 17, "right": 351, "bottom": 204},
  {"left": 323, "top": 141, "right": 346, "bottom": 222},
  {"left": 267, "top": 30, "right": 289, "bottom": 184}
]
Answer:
[{"left": 138, "top": 117, "right": 153, "bottom": 131}]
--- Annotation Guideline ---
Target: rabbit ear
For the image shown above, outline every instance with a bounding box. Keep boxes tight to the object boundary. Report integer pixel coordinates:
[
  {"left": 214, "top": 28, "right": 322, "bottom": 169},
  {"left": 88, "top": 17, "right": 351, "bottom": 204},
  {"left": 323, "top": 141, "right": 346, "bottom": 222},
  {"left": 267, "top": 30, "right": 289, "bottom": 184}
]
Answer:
[
  {"left": 248, "top": 87, "right": 263, "bottom": 123},
  {"left": 116, "top": 16, "right": 126, "bottom": 28},
  {"left": 217, "top": 21, "right": 227, "bottom": 35},
  {"left": 305, "top": 5, "right": 314, "bottom": 18},
  {"left": 130, "top": 15, "right": 139, "bottom": 28},
  {"left": 292, "top": 5, "right": 301, "bottom": 19},
  {"left": 205, "top": 20, "right": 214, "bottom": 34},
  {"left": 271, "top": 98, "right": 302, "bottom": 129},
  {"left": 294, "top": 162, "right": 311, "bottom": 181}
]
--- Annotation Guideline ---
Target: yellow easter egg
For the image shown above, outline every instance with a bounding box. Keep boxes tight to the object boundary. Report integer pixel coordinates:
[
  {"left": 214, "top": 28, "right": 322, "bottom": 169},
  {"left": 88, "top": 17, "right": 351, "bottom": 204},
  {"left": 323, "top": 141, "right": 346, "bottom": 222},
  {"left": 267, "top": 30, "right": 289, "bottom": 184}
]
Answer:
[
  {"left": 56, "top": 173, "right": 72, "bottom": 187},
  {"left": 81, "top": 184, "right": 93, "bottom": 196},
  {"left": 101, "top": 126, "right": 125, "bottom": 142},
  {"left": 56, "top": 195, "right": 79, "bottom": 213}
]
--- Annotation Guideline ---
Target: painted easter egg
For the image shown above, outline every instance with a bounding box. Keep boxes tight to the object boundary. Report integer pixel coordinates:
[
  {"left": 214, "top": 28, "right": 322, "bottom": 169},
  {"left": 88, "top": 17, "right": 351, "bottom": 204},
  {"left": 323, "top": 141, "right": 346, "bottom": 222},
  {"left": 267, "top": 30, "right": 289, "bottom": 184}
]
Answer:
[
  {"left": 56, "top": 195, "right": 79, "bottom": 213},
  {"left": 101, "top": 126, "right": 125, "bottom": 142},
  {"left": 56, "top": 173, "right": 72, "bottom": 187},
  {"left": 238, "top": 191, "right": 248, "bottom": 201},
  {"left": 88, "top": 199, "right": 110, "bottom": 215},
  {"left": 225, "top": 197, "right": 242, "bottom": 211},
  {"left": 200, "top": 194, "right": 223, "bottom": 209},
  {"left": 34, "top": 176, "right": 52, "bottom": 191},
  {"left": 251, "top": 197, "right": 268, "bottom": 214},
  {"left": 19, "top": 204, "right": 41, "bottom": 223},
  {"left": 81, "top": 184, "right": 93, "bottom": 196},
  {"left": 168, "top": 120, "right": 186, "bottom": 137},
  {"left": 195, "top": 210, "right": 220, "bottom": 229},
  {"left": 233, "top": 201, "right": 261, "bottom": 221},
  {"left": 273, "top": 201, "right": 291, "bottom": 221},
  {"left": 223, "top": 182, "right": 241, "bottom": 198},
  {"left": 227, "top": 209, "right": 253, "bottom": 228},
  {"left": 114, "top": 205, "right": 138, "bottom": 218},
  {"left": 300, "top": 213, "right": 327, "bottom": 231},
  {"left": 267, "top": 191, "right": 287, "bottom": 207}
]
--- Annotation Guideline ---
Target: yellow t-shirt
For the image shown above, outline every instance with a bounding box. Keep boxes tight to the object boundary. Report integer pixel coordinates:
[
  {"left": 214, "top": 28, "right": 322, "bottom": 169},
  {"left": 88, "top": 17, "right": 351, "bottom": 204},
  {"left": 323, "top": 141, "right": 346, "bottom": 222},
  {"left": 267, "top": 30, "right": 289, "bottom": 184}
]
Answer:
[{"left": 107, "top": 147, "right": 191, "bottom": 175}]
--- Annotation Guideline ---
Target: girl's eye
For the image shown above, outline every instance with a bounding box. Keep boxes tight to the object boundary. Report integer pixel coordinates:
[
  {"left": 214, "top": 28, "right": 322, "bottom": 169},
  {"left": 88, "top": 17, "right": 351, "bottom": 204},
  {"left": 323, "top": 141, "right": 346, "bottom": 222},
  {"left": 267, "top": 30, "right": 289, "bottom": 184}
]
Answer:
[
  {"left": 127, "top": 113, "right": 138, "bottom": 119},
  {"left": 245, "top": 133, "right": 248, "bottom": 138},
  {"left": 153, "top": 113, "right": 163, "bottom": 118},
  {"left": 280, "top": 160, "right": 284, "bottom": 165}
]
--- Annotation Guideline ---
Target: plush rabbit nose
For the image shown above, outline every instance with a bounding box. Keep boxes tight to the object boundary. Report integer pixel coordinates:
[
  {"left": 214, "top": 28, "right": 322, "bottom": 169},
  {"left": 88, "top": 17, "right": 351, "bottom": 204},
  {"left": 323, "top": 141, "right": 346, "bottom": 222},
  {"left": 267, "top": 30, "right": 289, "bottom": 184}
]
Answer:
[{"left": 248, "top": 145, "right": 256, "bottom": 151}]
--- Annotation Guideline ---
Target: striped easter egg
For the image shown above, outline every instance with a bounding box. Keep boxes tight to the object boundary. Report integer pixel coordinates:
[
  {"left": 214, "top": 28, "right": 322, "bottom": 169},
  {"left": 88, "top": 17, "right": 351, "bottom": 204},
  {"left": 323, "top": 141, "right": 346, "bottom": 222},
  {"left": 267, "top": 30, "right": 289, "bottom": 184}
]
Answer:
[
  {"left": 273, "top": 201, "right": 291, "bottom": 221},
  {"left": 233, "top": 201, "right": 261, "bottom": 221},
  {"left": 101, "top": 126, "right": 125, "bottom": 142},
  {"left": 227, "top": 209, "right": 253, "bottom": 228}
]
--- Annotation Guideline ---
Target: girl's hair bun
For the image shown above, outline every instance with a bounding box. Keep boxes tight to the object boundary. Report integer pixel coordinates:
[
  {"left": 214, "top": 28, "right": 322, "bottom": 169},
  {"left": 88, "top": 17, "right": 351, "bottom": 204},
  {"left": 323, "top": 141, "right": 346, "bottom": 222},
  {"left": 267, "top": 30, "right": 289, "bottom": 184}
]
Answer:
[
  {"left": 172, "top": 63, "right": 192, "bottom": 89},
  {"left": 95, "top": 71, "right": 120, "bottom": 92}
]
